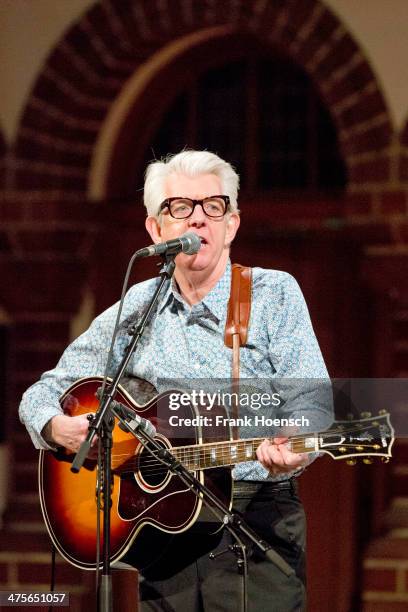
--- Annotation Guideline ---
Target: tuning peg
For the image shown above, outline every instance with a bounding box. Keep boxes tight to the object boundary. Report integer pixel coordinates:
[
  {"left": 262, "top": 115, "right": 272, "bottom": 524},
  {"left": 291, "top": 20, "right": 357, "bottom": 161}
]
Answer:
[
  {"left": 346, "top": 459, "right": 357, "bottom": 466},
  {"left": 361, "top": 411, "right": 371, "bottom": 418},
  {"left": 363, "top": 458, "right": 373, "bottom": 464},
  {"left": 356, "top": 446, "right": 364, "bottom": 451},
  {"left": 379, "top": 410, "right": 387, "bottom": 415},
  {"left": 381, "top": 457, "right": 390, "bottom": 463}
]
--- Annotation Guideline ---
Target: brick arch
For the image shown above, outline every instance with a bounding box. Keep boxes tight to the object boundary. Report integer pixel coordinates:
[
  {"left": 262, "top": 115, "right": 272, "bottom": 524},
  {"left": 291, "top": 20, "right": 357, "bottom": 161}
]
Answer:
[
  {"left": 89, "top": 26, "right": 265, "bottom": 199},
  {"left": 13, "top": 0, "right": 392, "bottom": 198},
  {"left": 251, "top": 2, "right": 393, "bottom": 168}
]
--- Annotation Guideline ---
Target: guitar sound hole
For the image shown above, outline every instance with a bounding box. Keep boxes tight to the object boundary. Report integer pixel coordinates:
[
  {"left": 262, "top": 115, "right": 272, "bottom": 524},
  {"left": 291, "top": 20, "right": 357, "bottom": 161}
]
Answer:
[{"left": 137, "top": 440, "right": 170, "bottom": 488}]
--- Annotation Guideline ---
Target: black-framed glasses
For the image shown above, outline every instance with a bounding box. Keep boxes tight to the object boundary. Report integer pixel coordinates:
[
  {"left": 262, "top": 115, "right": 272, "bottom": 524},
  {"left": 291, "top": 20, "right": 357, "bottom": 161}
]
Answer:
[{"left": 159, "top": 195, "right": 230, "bottom": 219}]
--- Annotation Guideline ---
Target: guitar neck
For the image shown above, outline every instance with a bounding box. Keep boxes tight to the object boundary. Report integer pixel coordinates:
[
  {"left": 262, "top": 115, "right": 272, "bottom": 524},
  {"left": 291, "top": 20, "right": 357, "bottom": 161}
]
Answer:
[
  {"left": 168, "top": 411, "right": 394, "bottom": 469},
  {"left": 171, "top": 435, "right": 315, "bottom": 471}
]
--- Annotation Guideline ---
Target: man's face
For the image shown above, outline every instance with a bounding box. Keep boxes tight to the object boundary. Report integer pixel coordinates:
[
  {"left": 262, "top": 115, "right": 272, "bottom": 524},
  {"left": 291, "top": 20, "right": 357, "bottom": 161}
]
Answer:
[{"left": 145, "top": 173, "right": 240, "bottom": 276}]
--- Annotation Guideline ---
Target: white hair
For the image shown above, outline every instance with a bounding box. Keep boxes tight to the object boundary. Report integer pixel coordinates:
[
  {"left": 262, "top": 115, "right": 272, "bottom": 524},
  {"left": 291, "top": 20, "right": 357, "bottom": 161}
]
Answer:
[{"left": 143, "top": 150, "right": 240, "bottom": 217}]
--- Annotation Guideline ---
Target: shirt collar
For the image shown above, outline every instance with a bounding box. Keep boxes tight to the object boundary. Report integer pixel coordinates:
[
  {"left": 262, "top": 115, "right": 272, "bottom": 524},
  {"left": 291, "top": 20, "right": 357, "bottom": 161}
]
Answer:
[{"left": 159, "top": 259, "right": 232, "bottom": 324}]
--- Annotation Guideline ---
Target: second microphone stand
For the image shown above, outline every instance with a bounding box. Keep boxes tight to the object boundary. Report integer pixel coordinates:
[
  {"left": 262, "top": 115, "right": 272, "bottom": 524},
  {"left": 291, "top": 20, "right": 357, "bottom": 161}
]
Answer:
[{"left": 111, "top": 402, "right": 294, "bottom": 612}]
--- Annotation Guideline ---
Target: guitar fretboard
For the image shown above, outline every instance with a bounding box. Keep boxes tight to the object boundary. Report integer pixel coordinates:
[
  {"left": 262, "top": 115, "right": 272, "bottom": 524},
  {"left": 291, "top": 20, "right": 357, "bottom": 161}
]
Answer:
[
  {"left": 171, "top": 437, "right": 316, "bottom": 471},
  {"left": 110, "top": 414, "right": 393, "bottom": 474}
]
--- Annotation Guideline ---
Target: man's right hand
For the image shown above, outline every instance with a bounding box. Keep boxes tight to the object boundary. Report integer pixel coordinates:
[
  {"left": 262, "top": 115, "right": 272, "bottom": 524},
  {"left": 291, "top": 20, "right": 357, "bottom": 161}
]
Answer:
[{"left": 46, "top": 414, "right": 99, "bottom": 455}]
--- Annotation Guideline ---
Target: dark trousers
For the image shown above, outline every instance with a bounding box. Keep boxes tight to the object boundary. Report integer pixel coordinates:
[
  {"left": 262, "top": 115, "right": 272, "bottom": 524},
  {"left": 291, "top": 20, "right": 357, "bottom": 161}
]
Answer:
[{"left": 139, "top": 480, "right": 306, "bottom": 612}]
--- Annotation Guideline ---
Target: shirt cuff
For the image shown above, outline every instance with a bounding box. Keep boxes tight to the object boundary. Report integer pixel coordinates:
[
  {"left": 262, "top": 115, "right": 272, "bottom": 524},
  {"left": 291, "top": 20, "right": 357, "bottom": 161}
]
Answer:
[{"left": 25, "top": 406, "right": 62, "bottom": 451}]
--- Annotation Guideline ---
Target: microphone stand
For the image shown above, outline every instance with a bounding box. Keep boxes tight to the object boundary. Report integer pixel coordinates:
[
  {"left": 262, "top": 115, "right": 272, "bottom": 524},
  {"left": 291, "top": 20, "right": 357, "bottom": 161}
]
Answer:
[
  {"left": 111, "top": 403, "right": 295, "bottom": 612},
  {"left": 70, "top": 253, "right": 177, "bottom": 612}
]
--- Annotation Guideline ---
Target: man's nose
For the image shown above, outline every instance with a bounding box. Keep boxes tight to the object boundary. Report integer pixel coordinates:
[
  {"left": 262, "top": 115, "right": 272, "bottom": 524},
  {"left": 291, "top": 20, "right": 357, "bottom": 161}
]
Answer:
[{"left": 188, "top": 203, "right": 207, "bottom": 226}]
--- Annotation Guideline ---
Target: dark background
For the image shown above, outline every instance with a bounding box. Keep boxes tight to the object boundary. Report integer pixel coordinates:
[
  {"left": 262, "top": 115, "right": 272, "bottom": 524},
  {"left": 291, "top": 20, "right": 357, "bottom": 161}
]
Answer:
[{"left": 1, "top": 1, "right": 407, "bottom": 610}]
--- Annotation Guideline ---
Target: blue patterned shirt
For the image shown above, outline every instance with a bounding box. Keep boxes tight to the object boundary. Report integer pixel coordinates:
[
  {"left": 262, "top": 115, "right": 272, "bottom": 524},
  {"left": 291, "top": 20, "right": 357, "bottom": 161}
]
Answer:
[{"left": 19, "top": 260, "right": 332, "bottom": 480}]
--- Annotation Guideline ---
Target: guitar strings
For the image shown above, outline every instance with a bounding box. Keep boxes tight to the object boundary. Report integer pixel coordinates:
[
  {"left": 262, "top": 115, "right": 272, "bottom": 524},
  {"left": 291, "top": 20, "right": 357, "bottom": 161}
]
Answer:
[
  {"left": 108, "top": 426, "right": 390, "bottom": 476},
  {"left": 107, "top": 439, "right": 389, "bottom": 479},
  {"left": 110, "top": 420, "right": 388, "bottom": 462},
  {"left": 110, "top": 430, "right": 386, "bottom": 469},
  {"left": 109, "top": 421, "right": 390, "bottom": 472}
]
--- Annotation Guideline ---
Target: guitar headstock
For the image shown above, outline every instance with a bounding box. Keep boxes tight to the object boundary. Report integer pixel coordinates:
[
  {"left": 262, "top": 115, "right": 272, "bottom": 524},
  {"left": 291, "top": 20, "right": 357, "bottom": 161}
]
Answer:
[{"left": 317, "top": 411, "right": 395, "bottom": 463}]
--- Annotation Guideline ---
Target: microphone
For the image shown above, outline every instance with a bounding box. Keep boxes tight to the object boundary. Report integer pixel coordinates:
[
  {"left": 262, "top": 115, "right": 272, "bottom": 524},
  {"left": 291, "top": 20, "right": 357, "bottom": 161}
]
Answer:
[
  {"left": 136, "top": 232, "right": 202, "bottom": 258},
  {"left": 110, "top": 399, "right": 157, "bottom": 438}
]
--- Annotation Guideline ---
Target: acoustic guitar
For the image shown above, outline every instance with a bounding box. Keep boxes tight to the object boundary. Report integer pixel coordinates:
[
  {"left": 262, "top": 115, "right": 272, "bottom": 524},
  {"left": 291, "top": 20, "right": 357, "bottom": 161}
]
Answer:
[{"left": 38, "top": 377, "right": 394, "bottom": 570}]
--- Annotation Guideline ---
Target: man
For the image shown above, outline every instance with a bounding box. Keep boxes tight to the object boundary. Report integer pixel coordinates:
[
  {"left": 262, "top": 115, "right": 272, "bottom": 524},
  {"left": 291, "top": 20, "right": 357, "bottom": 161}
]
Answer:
[{"left": 20, "top": 150, "right": 332, "bottom": 611}]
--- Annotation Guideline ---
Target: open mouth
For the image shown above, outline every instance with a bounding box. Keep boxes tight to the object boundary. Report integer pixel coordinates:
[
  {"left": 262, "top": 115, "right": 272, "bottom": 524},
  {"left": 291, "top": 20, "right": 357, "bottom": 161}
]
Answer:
[{"left": 199, "top": 237, "right": 208, "bottom": 247}]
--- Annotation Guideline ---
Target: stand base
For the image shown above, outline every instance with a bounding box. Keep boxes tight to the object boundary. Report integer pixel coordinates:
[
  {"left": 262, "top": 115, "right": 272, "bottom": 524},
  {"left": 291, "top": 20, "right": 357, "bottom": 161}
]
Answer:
[{"left": 98, "top": 574, "right": 112, "bottom": 612}]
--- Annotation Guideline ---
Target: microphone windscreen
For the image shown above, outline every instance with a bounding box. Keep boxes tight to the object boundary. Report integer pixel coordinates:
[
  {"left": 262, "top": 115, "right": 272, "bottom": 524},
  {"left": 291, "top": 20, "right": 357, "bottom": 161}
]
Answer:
[{"left": 182, "top": 232, "right": 202, "bottom": 255}]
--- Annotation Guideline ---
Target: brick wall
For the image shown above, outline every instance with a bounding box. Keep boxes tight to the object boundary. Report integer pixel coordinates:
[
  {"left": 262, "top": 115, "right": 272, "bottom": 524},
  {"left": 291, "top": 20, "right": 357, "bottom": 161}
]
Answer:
[
  {"left": 0, "top": 1, "right": 407, "bottom": 611},
  {"left": 360, "top": 256, "right": 408, "bottom": 610}
]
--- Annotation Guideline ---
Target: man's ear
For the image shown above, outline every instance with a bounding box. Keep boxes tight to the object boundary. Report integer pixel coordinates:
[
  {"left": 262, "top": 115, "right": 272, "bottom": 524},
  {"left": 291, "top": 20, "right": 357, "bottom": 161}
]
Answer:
[
  {"left": 225, "top": 212, "right": 240, "bottom": 246},
  {"left": 145, "top": 216, "right": 162, "bottom": 244}
]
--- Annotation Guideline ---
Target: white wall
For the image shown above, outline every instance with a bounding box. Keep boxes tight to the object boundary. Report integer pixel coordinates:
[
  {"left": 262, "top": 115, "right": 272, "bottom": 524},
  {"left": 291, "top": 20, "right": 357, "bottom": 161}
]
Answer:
[
  {"left": 0, "top": 0, "right": 95, "bottom": 144},
  {"left": 0, "top": 0, "right": 407, "bottom": 144},
  {"left": 326, "top": 0, "right": 408, "bottom": 132}
]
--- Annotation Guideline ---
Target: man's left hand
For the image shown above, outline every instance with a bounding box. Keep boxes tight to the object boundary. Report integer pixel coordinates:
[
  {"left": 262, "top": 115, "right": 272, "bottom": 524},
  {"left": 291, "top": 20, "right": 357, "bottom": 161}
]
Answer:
[{"left": 256, "top": 437, "right": 309, "bottom": 476}]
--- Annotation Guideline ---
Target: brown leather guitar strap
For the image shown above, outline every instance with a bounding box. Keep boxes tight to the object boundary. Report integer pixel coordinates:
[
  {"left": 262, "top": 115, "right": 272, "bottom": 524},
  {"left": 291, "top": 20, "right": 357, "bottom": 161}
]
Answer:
[{"left": 224, "top": 263, "right": 252, "bottom": 438}]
